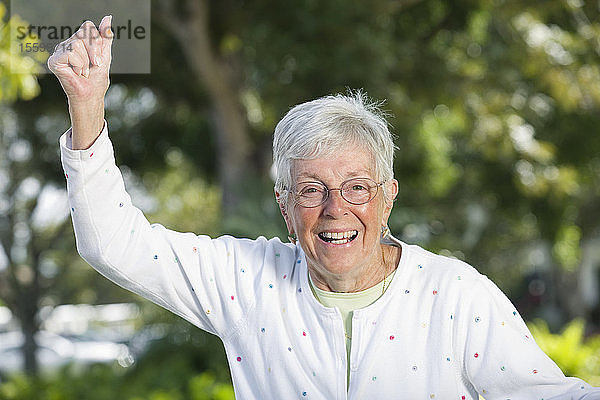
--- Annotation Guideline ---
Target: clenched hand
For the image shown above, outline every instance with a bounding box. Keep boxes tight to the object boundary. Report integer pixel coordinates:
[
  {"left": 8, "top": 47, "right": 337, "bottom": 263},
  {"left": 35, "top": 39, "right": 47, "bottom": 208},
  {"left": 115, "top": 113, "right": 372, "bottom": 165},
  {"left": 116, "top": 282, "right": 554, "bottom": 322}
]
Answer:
[{"left": 48, "top": 16, "right": 113, "bottom": 149}]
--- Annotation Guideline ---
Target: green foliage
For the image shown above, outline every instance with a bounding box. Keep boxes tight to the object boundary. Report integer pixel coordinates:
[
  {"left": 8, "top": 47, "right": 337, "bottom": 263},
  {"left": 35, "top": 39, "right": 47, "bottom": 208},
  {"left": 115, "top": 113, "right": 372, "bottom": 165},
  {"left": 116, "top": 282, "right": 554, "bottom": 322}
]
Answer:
[
  {"left": 416, "top": 105, "right": 466, "bottom": 197},
  {"left": 0, "top": 2, "right": 43, "bottom": 102},
  {"left": 528, "top": 318, "right": 600, "bottom": 386},
  {"left": 0, "top": 327, "right": 234, "bottom": 400},
  {"left": 145, "top": 148, "right": 222, "bottom": 236},
  {"left": 0, "top": 369, "right": 234, "bottom": 400},
  {"left": 553, "top": 224, "right": 582, "bottom": 271},
  {"left": 189, "top": 373, "right": 234, "bottom": 400}
]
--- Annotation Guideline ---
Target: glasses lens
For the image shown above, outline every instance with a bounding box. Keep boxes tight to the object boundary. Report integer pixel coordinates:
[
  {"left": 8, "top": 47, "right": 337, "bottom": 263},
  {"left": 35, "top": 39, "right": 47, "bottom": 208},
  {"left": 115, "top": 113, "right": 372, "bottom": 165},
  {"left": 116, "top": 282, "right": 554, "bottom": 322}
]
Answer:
[
  {"left": 341, "top": 178, "right": 378, "bottom": 204},
  {"left": 295, "top": 182, "right": 327, "bottom": 207}
]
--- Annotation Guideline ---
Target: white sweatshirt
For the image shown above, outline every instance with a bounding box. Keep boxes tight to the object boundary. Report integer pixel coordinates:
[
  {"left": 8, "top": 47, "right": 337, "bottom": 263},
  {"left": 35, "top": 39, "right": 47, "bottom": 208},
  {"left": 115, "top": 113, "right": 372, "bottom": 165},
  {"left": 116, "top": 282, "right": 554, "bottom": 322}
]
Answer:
[{"left": 59, "top": 125, "right": 599, "bottom": 400}]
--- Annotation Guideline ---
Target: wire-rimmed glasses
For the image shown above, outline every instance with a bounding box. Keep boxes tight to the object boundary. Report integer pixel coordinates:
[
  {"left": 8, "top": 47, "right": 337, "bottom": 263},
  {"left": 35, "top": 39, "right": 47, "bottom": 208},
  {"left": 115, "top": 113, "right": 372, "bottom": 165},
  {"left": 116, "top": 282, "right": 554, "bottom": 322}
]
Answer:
[{"left": 293, "top": 177, "right": 384, "bottom": 208}]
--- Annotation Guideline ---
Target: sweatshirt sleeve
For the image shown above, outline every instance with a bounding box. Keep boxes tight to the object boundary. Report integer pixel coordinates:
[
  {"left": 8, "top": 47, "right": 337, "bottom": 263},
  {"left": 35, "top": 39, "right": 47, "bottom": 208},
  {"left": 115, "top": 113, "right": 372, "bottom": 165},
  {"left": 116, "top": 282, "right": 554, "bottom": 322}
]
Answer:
[
  {"left": 460, "top": 275, "right": 600, "bottom": 400},
  {"left": 59, "top": 123, "right": 267, "bottom": 338}
]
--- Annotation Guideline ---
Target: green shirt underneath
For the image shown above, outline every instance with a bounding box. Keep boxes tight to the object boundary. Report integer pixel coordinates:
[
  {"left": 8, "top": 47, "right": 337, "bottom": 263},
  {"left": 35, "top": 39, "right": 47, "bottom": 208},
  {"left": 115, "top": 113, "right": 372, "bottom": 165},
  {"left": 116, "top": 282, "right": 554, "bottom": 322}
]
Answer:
[{"left": 308, "top": 270, "right": 397, "bottom": 383}]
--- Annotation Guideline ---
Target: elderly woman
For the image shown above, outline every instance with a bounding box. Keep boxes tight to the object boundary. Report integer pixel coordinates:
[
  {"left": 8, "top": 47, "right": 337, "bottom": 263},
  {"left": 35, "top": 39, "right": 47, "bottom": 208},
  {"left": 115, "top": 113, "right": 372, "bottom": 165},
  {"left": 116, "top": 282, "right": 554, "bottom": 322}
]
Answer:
[{"left": 49, "top": 17, "right": 599, "bottom": 400}]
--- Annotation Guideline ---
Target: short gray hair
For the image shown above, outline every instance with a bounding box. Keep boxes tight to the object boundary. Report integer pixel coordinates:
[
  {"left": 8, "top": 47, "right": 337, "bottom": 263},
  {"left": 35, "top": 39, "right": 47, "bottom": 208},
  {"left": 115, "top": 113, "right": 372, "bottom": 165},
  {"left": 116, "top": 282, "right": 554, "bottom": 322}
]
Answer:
[{"left": 273, "top": 91, "right": 397, "bottom": 203}]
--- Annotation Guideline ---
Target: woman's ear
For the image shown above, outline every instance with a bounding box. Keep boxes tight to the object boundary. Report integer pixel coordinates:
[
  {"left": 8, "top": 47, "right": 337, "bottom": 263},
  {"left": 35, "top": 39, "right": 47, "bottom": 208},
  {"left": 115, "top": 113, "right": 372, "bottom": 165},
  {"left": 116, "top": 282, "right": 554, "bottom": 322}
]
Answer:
[
  {"left": 382, "top": 179, "right": 398, "bottom": 224},
  {"left": 275, "top": 189, "right": 294, "bottom": 235}
]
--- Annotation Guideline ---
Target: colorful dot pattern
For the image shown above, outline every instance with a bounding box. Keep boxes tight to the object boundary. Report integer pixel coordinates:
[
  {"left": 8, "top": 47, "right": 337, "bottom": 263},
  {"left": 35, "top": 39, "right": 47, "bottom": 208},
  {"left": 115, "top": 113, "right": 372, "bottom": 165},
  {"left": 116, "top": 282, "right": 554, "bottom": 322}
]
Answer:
[{"left": 224, "top": 254, "right": 580, "bottom": 399}]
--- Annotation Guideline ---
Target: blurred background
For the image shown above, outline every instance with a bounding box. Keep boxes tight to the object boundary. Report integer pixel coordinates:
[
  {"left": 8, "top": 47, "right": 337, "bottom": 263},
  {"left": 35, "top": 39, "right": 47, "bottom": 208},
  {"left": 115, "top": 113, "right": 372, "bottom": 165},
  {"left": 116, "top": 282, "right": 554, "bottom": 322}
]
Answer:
[{"left": 1, "top": 0, "right": 600, "bottom": 398}]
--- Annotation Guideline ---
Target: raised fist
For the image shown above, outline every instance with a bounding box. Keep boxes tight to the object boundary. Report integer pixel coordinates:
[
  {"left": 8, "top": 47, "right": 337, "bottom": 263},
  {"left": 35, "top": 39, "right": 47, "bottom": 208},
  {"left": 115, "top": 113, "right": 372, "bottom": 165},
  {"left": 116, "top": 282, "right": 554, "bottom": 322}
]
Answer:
[{"left": 48, "top": 15, "right": 113, "bottom": 104}]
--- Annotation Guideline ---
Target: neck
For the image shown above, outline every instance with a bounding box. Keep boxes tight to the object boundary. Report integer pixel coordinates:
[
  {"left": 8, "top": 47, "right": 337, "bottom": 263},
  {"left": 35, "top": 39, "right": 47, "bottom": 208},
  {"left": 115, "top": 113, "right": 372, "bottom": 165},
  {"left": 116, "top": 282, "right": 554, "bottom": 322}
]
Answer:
[{"left": 309, "top": 244, "right": 400, "bottom": 293}]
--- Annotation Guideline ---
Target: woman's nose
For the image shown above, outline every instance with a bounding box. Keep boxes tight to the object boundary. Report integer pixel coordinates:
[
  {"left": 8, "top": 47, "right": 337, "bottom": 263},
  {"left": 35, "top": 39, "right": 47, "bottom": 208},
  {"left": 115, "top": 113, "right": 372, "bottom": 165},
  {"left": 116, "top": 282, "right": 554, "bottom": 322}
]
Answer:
[{"left": 322, "top": 188, "right": 348, "bottom": 216}]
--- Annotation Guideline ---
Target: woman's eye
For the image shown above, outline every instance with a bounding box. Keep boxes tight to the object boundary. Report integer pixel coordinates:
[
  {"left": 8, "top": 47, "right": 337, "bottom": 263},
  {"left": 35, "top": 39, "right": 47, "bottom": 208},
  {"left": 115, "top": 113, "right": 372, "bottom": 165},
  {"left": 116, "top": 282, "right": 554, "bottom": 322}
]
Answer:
[{"left": 300, "top": 186, "right": 322, "bottom": 195}]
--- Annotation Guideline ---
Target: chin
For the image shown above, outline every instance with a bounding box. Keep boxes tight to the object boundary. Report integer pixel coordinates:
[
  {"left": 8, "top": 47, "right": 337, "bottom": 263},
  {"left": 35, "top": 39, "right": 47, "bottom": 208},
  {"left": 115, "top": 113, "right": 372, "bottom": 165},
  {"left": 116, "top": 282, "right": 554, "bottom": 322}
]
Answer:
[{"left": 315, "top": 250, "right": 364, "bottom": 274}]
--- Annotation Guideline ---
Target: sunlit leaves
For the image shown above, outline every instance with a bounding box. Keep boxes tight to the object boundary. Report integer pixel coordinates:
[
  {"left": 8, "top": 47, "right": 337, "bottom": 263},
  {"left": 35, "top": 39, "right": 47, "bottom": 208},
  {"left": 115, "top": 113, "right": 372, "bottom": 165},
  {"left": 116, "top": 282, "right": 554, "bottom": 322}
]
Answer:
[
  {"left": 553, "top": 224, "right": 582, "bottom": 271},
  {"left": 0, "top": 4, "right": 44, "bottom": 102},
  {"left": 416, "top": 105, "right": 465, "bottom": 197},
  {"left": 144, "top": 149, "right": 221, "bottom": 236},
  {"left": 528, "top": 318, "right": 600, "bottom": 384}
]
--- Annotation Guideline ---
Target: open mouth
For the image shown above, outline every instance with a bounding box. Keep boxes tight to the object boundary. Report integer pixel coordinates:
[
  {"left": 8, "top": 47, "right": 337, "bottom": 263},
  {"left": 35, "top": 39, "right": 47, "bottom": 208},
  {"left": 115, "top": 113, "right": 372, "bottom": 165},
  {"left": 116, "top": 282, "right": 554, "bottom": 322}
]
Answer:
[{"left": 318, "top": 230, "right": 358, "bottom": 245}]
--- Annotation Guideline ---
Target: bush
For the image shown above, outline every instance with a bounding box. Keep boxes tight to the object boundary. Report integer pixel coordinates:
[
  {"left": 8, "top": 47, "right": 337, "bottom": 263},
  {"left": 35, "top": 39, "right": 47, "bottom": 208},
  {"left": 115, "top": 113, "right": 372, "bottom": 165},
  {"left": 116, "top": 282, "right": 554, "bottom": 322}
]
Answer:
[
  {"left": 528, "top": 318, "right": 600, "bottom": 386},
  {"left": 0, "top": 366, "right": 234, "bottom": 400},
  {"left": 0, "top": 330, "right": 234, "bottom": 400}
]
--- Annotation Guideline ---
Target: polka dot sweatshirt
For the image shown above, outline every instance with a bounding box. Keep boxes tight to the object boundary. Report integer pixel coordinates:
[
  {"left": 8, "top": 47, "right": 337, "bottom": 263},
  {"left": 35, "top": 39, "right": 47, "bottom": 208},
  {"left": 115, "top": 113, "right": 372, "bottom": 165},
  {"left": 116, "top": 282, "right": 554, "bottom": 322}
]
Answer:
[{"left": 60, "top": 124, "right": 600, "bottom": 400}]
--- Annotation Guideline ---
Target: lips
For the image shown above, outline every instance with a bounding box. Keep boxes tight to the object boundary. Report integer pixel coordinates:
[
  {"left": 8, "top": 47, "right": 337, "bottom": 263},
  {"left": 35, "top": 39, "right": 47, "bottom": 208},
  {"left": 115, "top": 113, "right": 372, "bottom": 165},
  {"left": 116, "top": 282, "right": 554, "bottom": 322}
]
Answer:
[{"left": 318, "top": 230, "right": 358, "bottom": 245}]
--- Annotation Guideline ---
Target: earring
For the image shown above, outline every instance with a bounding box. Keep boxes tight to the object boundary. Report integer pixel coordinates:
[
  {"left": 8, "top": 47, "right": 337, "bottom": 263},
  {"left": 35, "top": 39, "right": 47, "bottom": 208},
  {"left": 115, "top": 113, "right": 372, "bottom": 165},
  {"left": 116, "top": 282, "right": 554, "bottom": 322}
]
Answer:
[
  {"left": 288, "top": 233, "right": 297, "bottom": 244},
  {"left": 381, "top": 225, "right": 390, "bottom": 238}
]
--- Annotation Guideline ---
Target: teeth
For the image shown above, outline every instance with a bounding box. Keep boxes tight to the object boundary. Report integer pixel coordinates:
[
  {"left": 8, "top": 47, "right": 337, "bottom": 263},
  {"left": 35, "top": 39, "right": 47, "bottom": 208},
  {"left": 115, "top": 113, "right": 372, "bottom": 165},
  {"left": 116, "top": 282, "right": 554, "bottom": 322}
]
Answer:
[
  {"left": 321, "top": 230, "right": 357, "bottom": 239},
  {"left": 330, "top": 239, "right": 349, "bottom": 244},
  {"left": 319, "top": 230, "right": 358, "bottom": 244}
]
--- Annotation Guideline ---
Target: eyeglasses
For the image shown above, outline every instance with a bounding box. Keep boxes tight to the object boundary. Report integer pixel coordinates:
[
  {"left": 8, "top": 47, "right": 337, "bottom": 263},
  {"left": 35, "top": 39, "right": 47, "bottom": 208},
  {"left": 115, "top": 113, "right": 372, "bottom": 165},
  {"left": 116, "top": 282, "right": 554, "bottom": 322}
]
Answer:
[{"left": 292, "top": 177, "right": 384, "bottom": 208}]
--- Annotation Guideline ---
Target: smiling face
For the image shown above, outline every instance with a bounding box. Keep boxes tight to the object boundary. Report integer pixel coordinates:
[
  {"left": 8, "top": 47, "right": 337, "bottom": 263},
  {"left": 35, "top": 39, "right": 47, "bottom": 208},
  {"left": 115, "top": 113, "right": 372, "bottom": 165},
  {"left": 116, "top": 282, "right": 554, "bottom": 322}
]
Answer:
[{"left": 276, "top": 143, "right": 398, "bottom": 292}]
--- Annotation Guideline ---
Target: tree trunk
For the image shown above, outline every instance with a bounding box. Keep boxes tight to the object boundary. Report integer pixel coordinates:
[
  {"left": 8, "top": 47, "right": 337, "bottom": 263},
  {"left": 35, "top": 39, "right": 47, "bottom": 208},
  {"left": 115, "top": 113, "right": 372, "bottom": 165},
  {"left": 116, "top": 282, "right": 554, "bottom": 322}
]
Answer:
[
  {"left": 19, "top": 290, "right": 39, "bottom": 376},
  {"left": 10, "top": 261, "right": 41, "bottom": 376},
  {"left": 155, "top": 0, "right": 252, "bottom": 215}
]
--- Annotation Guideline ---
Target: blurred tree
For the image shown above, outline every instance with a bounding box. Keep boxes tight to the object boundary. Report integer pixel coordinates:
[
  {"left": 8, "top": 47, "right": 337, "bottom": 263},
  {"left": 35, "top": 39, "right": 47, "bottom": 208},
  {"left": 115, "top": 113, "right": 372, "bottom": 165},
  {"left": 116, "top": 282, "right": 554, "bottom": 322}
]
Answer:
[
  {"left": 0, "top": 2, "right": 52, "bottom": 375},
  {"left": 37, "top": 0, "right": 600, "bottom": 327},
  {"left": 154, "top": 0, "right": 251, "bottom": 218},
  {"left": 5, "top": 0, "right": 600, "bottom": 387},
  {"left": 374, "top": 0, "right": 600, "bottom": 330},
  {"left": 0, "top": 4, "right": 165, "bottom": 378},
  {"left": 130, "top": 0, "right": 600, "bottom": 328}
]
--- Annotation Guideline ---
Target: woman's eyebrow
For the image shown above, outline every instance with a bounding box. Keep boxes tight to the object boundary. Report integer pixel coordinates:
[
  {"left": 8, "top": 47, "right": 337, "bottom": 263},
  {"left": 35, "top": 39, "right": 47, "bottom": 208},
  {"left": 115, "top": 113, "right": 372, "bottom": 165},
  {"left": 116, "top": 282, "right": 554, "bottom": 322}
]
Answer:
[{"left": 295, "top": 173, "right": 321, "bottom": 181}]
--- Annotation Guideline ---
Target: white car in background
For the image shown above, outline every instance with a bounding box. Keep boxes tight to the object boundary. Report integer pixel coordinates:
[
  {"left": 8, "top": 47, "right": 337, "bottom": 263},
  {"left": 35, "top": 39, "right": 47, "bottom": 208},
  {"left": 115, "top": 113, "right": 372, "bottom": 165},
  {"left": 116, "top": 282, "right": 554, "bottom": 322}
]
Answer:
[
  {"left": 0, "top": 329, "right": 134, "bottom": 375},
  {"left": 0, "top": 304, "right": 139, "bottom": 379}
]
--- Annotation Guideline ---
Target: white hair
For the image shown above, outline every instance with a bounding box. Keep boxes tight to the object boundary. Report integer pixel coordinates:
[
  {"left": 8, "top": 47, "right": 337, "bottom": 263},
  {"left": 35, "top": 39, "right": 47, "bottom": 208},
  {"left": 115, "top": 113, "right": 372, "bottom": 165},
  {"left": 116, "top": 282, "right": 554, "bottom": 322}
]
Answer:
[{"left": 273, "top": 91, "right": 397, "bottom": 204}]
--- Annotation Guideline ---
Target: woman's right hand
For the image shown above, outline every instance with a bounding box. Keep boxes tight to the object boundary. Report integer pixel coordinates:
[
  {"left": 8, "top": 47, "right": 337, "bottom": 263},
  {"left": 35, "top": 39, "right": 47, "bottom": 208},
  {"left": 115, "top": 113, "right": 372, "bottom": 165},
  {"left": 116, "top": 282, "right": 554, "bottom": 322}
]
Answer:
[{"left": 48, "top": 16, "right": 113, "bottom": 149}]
